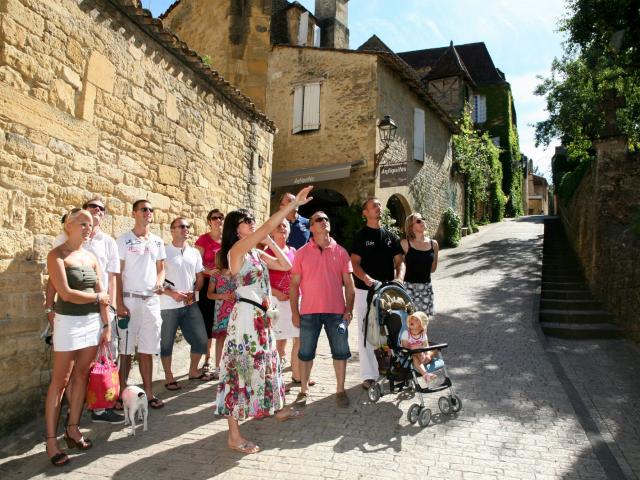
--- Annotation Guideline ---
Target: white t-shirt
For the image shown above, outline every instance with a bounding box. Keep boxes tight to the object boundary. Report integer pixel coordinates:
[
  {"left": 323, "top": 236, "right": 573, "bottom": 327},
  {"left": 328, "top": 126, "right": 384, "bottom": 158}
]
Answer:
[
  {"left": 53, "top": 230, "right": 120, "bottom": 290},
  {"left": 160, "top": 243, "right": 204, "bottom": 310},
  {"left": 116, "top": 230, "right": 166, "bottom": 295}
]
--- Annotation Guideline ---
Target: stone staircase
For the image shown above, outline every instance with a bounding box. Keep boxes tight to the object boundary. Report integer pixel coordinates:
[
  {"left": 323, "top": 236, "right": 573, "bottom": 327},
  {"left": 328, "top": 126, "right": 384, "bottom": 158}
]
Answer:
[{"left": 540, "top": 218, "right": 623, "bottom": 339}]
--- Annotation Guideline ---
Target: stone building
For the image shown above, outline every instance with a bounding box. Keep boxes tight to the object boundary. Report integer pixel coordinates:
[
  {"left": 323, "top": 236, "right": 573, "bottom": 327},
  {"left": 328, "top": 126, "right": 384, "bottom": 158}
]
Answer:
[
  {"left": 163, "top": 0, "right": 465, "bottom": 238},
  {"left": 0, "top": 0, "right": 274, "bottom": 433},
  {"left": 399, "top": 43, "right": 524, "bottom": 216},
  {"left": 526, "top": 173, "right": 549, "bottom": 215}
]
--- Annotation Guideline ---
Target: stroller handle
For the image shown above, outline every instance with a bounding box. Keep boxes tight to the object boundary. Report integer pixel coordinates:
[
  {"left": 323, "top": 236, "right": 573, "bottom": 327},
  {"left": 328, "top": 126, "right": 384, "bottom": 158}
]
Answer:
[{"left": 401, "top": 343, "right": 448, "bottom": 355}]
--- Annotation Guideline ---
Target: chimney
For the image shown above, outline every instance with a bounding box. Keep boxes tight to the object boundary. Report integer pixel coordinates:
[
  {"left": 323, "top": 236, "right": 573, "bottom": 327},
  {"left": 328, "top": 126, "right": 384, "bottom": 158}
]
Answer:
[{"left": 314, "top": 0, "right": 349, "bottom": 49}]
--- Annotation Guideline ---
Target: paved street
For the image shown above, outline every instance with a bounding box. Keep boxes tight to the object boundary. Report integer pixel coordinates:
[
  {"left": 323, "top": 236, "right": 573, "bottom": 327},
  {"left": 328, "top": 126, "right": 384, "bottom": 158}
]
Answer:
[{"left": 1, "top": 217, "right": 639, "bottom": 479}]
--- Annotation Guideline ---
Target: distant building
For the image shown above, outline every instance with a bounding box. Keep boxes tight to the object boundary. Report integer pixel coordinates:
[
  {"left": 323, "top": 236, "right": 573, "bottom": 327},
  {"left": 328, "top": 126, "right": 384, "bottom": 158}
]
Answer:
[{"left": 527, "top": 173, "right": 549, "bottom": 215}]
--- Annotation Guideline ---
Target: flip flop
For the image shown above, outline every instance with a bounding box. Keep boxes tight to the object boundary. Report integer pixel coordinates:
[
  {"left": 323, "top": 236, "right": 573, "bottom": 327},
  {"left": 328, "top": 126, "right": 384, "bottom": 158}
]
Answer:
[
  {"left": 164, "top": 381, "right": 181, "bottom": 391},
  {"left": 113, "top": 399, "right": 124, "bottom": 411},
  {"left": 148, "top": 397, "right": 164, "bottom": 409},
  {"left": 290, "top": 377, "right": 316, "bottom": 386},
  {"left": 228, "top": 441, "right": 261, "bottom": 454},
  {"left": 49, "top": 451, "right": 70, "bottom": 467},
  {"left": 189, "top": 372, "right": 214, "bottom": 381},
  {"left": 276, "top": 408, "right": 304, "bottom": 422}
]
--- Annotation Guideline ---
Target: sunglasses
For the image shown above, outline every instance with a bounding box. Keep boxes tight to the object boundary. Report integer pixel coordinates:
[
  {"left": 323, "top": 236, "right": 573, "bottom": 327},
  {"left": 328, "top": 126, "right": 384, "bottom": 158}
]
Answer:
[
  {"left": 414, "top": 218, "right": 424, "bottom": 224},
  {"left": 238, "top": 217, "right": 255, "bottom": 225},
  {"left": 209, "top": 215, "right": 224, "bottom": 221},
  {"left": 138, "top": 207, "right": 154, "bottom": 213},
  {"left": 313, "top": 216, "right": 329, "bottom": 223},
  {"left": 87, "top": 203, "right": 106, "bottom": 212},
  {"left": 173, "top": 224, "right": 190, "bottom": 229}
]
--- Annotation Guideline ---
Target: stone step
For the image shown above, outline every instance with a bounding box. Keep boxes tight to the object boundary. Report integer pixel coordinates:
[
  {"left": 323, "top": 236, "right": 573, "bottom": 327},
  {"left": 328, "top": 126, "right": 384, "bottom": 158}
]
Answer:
[
  {"left": 540, "top": 309, "right": 613, "bottom": 324},
  {"left": 542, "top": 275, "right": 584, "bottom": 283},
  {"left": 542, "top": 289, "right": 592, "bottom": 300},
  {"left": 540, "top": 321, "right": 623, "bottom": 339},
  {"left": 542, "top": 281, "right": 586, "bottom": 290},
  {"left": 541, "top": 298, "right": 603, "bottom": 310}
]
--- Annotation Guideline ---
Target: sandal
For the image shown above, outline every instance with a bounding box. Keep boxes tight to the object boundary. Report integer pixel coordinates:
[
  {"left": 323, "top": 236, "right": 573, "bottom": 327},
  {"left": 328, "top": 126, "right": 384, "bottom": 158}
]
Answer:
[
  {"left": 291, "top": 377, "right": 316, "bottom": 386},
  {"left": 148, "top": 397, "right": 165, "bottom": 409},
  {"left": 113, "top": 398, "right": 124, "bottom": 411},
  {"left": 202, "top": 362, "right": 211, "bottom": 372},
  {"left": 46, "top": 437, "right": 70, "bottom": 467},
  {"left": 228, "top": 441, "right": 261, "bottom": 454},
  {"left": 64, "top": 425, "right": 92, "bottom": 450},
  {"left": 164, "top": 381, "right": 181, "bottom": 391},
  {"left": 189, "top": 372, "right": 214, "bottom": 381},
  {"left": 275, "top": 408, "right": 304, "bottom": 422}
]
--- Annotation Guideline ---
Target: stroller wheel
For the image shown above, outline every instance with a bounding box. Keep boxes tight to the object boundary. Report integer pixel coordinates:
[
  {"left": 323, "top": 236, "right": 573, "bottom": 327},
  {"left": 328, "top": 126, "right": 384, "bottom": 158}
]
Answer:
[
  {"left": 367, "top": 384, "right": 381, "bottom": 403},
  {"left": 407, "top": 403, "right": 420, "bottom": 424},
  {"left": 418, "top": 408, "right": 432, "bottom": 427},
  {"left": 450, "top": 394, "right": 462, "bottom": 413},
  {"left": 438, "top": 396, "right": 452, "bottom": 415}
]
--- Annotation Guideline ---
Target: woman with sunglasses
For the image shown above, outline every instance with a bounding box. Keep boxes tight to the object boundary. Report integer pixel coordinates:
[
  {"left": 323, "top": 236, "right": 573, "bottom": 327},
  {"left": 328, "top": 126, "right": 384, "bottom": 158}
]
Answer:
[
  {"left": 195, "top": 209, "right": 224, "bottom": 377},
  {"left": 401, "top": 213, "right": 439, "bottom": 315},
  {"left": 215, "top": 186, "right": 313, "bottom": 454}
]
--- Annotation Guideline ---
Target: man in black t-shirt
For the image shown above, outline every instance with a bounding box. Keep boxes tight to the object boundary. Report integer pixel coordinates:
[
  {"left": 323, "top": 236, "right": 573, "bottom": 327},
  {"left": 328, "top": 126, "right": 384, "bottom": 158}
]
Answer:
[{"left": 350, "top": 197, "right": 405, "bottom": 389}]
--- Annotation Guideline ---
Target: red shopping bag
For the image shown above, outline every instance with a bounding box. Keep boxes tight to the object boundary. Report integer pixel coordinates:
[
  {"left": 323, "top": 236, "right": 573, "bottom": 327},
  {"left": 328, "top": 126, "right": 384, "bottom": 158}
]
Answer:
[{"left": 86, "top": 345, "right": 120, "bottom": 409}]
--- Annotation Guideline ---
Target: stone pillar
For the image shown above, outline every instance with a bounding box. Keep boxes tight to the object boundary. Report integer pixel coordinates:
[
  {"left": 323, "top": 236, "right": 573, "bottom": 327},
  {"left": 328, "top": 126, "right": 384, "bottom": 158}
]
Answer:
[{"left": 314, "top": 0, "right": 349, "bottom": 49}]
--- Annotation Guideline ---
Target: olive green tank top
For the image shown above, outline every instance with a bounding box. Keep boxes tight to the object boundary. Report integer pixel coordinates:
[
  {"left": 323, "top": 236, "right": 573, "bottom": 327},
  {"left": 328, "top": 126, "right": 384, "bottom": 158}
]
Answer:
[{"left": 55, "top": 266, "right": 100, "bottom": 316}]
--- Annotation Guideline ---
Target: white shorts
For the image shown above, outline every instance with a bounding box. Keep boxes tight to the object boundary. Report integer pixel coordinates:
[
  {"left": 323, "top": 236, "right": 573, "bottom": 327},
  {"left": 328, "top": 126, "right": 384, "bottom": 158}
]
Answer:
[
  {"left": 271, "top": 296, "right": 299, "bottom": 340},
  {"left": 119, "top": 295, "right": 162, "bottom": 355},
  {"left": 53, "top": 312, "right": 101, "bottom": 352}
]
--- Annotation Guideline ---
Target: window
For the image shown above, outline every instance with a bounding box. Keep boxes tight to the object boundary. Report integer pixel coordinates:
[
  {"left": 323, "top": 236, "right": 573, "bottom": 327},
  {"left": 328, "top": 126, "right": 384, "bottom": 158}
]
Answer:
[
  {"left": 491, "top": 136, "right": 500, "bottom": 147},
  {"left": 297, "top": 11, "right": 309, "bottom": 46},
  {"left": 313, "top": 25, "right": 321, "bottom": 47},
  {"left": 413, "top": 108, "right": 425, "bottom": 161},
  {"left": 473, "top": 95, "right": 487, "bottom": 123},
  {"left": 292, "top": 83, "right": 321, "bottom": 133}
]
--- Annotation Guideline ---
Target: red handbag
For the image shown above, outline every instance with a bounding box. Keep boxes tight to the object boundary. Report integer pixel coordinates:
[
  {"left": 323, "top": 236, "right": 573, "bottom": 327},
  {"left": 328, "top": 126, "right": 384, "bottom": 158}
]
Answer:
[{"left": 86, "top": 345, "right": 120, "bottom": 409}]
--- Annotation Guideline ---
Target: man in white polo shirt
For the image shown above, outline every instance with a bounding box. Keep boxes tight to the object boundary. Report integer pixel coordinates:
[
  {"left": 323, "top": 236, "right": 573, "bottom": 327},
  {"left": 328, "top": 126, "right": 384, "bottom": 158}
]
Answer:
[
  {"left": 116, "top": 199, "right": 166, "bottom": 410},
  {"left": 160, "top": 217, "right": 213, "bottom": 390}
]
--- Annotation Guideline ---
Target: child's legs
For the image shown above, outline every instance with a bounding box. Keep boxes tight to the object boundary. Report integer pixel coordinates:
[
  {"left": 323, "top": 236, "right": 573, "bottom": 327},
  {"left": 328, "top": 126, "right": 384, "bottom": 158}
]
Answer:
[{"left": 412, "top": 354, "right": 428, "bottom": 376}]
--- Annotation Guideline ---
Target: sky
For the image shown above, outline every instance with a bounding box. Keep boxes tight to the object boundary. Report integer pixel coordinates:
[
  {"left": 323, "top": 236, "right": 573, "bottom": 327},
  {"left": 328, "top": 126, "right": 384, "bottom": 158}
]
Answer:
[{"left": 145, "top": 0, "right": 570, "bottom": 181}]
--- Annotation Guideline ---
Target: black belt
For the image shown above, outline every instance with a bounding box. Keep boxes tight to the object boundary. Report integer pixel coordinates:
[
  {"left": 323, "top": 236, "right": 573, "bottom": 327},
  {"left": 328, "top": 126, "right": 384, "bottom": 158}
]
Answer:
[{"left": 238, "top": 297, "right": 267, "bottom": 313}]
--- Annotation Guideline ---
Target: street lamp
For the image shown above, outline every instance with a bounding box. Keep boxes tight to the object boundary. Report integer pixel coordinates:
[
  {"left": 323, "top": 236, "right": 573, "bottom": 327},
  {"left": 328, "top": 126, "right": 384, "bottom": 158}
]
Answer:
[{"left": 374, "top": 115, "right": 398, "bottom": 171}]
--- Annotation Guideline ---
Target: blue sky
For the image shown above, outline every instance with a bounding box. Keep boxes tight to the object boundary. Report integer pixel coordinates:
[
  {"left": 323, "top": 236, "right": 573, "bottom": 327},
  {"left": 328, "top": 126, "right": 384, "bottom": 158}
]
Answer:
[{"left": 145, "top": 0, "right": 569, "bottom": 180}]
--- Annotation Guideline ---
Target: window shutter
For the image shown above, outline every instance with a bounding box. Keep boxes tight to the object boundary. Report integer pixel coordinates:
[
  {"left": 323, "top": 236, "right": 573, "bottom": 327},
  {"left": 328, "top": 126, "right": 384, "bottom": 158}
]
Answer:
[
  {"left": 413, "top": 108, "right": 425, "bottom": 161},
  {"left": 313, "top": 25, "right": 321, "bottom": 47},
  {"left": 302, "top": 82, "right": 320, "bottom": 130},
  {"left": 292, "top": 85, "right": 304, "bottom": 133},
  {"left": 298, "top": 12, "right": 309, "bottom": 46}
]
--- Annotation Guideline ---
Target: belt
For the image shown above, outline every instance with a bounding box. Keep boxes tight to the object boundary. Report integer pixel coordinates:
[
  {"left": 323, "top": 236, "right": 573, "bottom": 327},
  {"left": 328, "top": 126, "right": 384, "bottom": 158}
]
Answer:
[{"left": 123, "top": 292, "right": 153, "bottom": 300}]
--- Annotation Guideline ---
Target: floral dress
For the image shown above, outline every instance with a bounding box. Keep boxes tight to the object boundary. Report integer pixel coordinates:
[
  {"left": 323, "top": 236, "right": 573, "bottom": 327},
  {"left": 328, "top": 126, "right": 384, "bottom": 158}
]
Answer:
[
  {"left": 215, "top": 249, "right": 285, "bottom": 420},
  {"left": 211, "top": 271, "right": 235, "bottom": 339}
]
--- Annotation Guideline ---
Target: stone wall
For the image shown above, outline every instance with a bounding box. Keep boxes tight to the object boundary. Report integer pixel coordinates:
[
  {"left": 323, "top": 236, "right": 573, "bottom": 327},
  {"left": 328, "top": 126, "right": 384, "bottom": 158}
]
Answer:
[
  {"left": 0, "top": 0, "right": 274, "bottom": 433},
  {"left": 163, "top": 0, "right": 272, "bottom": 110},
  {"left": 561, "top": 136, "right": 640, "bottom": 339}
]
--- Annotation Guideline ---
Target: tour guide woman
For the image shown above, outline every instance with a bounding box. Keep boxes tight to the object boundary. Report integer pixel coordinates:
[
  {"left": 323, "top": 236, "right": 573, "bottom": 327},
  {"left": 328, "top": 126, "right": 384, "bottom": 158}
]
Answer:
[
  {"left": 215, "top": 186, "right": 314, "bottom": 454},
  {"left": 44, "top": 209, "right": 111, "bottom": 466}
]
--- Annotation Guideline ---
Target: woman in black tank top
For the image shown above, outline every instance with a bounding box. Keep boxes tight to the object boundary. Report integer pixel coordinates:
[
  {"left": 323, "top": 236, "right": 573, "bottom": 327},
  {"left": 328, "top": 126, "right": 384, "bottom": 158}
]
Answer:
[{"left": 400, "top": 213, "right": 439, "bottom": 315}]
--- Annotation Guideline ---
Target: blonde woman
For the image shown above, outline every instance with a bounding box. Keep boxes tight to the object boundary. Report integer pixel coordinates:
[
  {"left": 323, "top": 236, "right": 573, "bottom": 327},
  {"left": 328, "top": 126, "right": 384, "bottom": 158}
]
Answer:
[
  {"left": 400, "top": 213, "right": 439, "bottom": 315},
  {"left": 44, "top": 209, "right": 111, "bottom": 466}
]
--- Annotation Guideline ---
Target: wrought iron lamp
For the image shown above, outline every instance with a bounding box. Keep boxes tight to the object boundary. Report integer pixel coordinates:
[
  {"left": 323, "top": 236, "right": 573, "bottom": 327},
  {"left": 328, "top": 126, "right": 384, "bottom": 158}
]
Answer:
[{"left": 374, "top": 115, "right": 398, "bottom": 171}]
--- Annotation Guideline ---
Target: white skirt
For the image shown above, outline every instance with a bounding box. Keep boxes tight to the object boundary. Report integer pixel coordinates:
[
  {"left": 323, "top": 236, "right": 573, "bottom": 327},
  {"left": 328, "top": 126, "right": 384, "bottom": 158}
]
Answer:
[
  {"left": 270, "top": 296, "right": 299, "bottom": 340},
  {"left": 53, "top": 312, "right": 101, "bottom": 352}
]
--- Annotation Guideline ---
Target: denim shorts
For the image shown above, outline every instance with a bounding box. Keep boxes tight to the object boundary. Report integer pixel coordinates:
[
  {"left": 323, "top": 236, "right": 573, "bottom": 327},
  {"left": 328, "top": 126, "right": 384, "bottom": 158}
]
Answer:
[
  {"left": 298, "top": 313, "right": 351, "bottom": 361},
  {"left": 160, "top": 304, "right": 208, "bottom": 357}
]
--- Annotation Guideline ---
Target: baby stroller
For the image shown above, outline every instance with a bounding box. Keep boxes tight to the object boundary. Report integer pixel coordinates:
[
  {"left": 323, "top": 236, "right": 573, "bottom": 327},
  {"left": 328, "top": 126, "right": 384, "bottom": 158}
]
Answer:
[{"left": 364, "top": 281, "right": 462, "bottom": 427}]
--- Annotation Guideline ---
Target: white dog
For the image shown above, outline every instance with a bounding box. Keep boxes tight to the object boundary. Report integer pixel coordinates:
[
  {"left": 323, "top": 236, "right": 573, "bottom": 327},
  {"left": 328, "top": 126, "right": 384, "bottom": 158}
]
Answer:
[{"left": 121, "top": 385, "right": 148, "bottom": 436}]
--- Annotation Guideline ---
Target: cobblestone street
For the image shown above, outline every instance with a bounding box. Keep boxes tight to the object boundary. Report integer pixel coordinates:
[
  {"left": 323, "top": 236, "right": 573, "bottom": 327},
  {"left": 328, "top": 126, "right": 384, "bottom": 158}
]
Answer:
[{"left": 1, "top": 217, "right": 638, "bottom": 479}]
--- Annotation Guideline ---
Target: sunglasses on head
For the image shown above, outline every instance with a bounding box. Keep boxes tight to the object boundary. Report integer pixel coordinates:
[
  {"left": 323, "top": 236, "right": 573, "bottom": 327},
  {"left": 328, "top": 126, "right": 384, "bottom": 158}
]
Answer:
[
  {"left": 414, "top": 218, "right": 424, "bottom": 224},
  {"left": 87, "top": 203, "right": 106, "bottom": 212},
  {"left": 209, "top": 215, "right": 224, "bottom": 221},
  {"left": 173, "top": 224, "right": 190, "bottom": 229},
  {"left": 238, "top": 217, "right": 255, "bottom": 225},
  {"left": 138, "top": 207, "right": 154, "bottom": 213},
  {"left": 313, "top": 216, "right": 329, "bottom": 223}
]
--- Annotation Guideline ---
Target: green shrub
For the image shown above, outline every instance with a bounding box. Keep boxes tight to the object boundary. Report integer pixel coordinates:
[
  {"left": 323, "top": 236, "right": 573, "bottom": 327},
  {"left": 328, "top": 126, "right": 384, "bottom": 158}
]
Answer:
[{"left": 443, "top": 208, "right": 462, "bottom": 247}]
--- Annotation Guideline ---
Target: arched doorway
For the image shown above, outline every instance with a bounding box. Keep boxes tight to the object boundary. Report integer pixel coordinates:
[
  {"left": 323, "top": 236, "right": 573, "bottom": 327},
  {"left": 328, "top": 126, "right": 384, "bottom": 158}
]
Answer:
[
  {"left": 386, "top": 194, "right": 409, "bottom": 236},
  {"left": 298, "top": 188, "right": 349, "bottom": 245}
]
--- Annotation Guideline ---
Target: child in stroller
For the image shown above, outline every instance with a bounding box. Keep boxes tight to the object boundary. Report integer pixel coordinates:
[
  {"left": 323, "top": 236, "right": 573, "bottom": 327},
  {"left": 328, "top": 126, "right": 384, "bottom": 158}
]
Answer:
[
  {"left": 366, "top": 281, "right": 462, "bottom": 427},
  {"left": 400, "top": 311, "right": 438, "bottom": 384}
]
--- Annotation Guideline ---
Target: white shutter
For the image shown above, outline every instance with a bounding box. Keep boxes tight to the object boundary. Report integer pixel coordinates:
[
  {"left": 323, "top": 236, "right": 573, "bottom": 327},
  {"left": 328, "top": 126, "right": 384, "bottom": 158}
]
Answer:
[
  {"left": 292, "top": 85, "right": 304, "bottom": 133},
  {"left": 413, "top": 108, "right": 425, "bottom": 161},
  {"left": 302, "top": 82, "right": 320, "bottom": 130},
  {"left": 298, "top": 11, "right": 309, "bottom": 46},
  {"left": 313, "top": 25, "right": 321, "bottom": 47}
]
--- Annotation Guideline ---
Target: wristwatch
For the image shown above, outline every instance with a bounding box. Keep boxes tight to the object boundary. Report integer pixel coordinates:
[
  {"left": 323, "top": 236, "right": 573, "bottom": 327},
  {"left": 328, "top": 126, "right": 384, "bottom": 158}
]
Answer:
[{"left": 44, "top": 307, "right": 54, "bottom": 314}]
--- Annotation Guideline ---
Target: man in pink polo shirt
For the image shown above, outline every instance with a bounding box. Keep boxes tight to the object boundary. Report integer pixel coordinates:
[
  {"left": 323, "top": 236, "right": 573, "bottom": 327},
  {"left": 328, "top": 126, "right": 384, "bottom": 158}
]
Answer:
[{"left": 290, "top": 211, "right": 355, "bottom": 408}]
